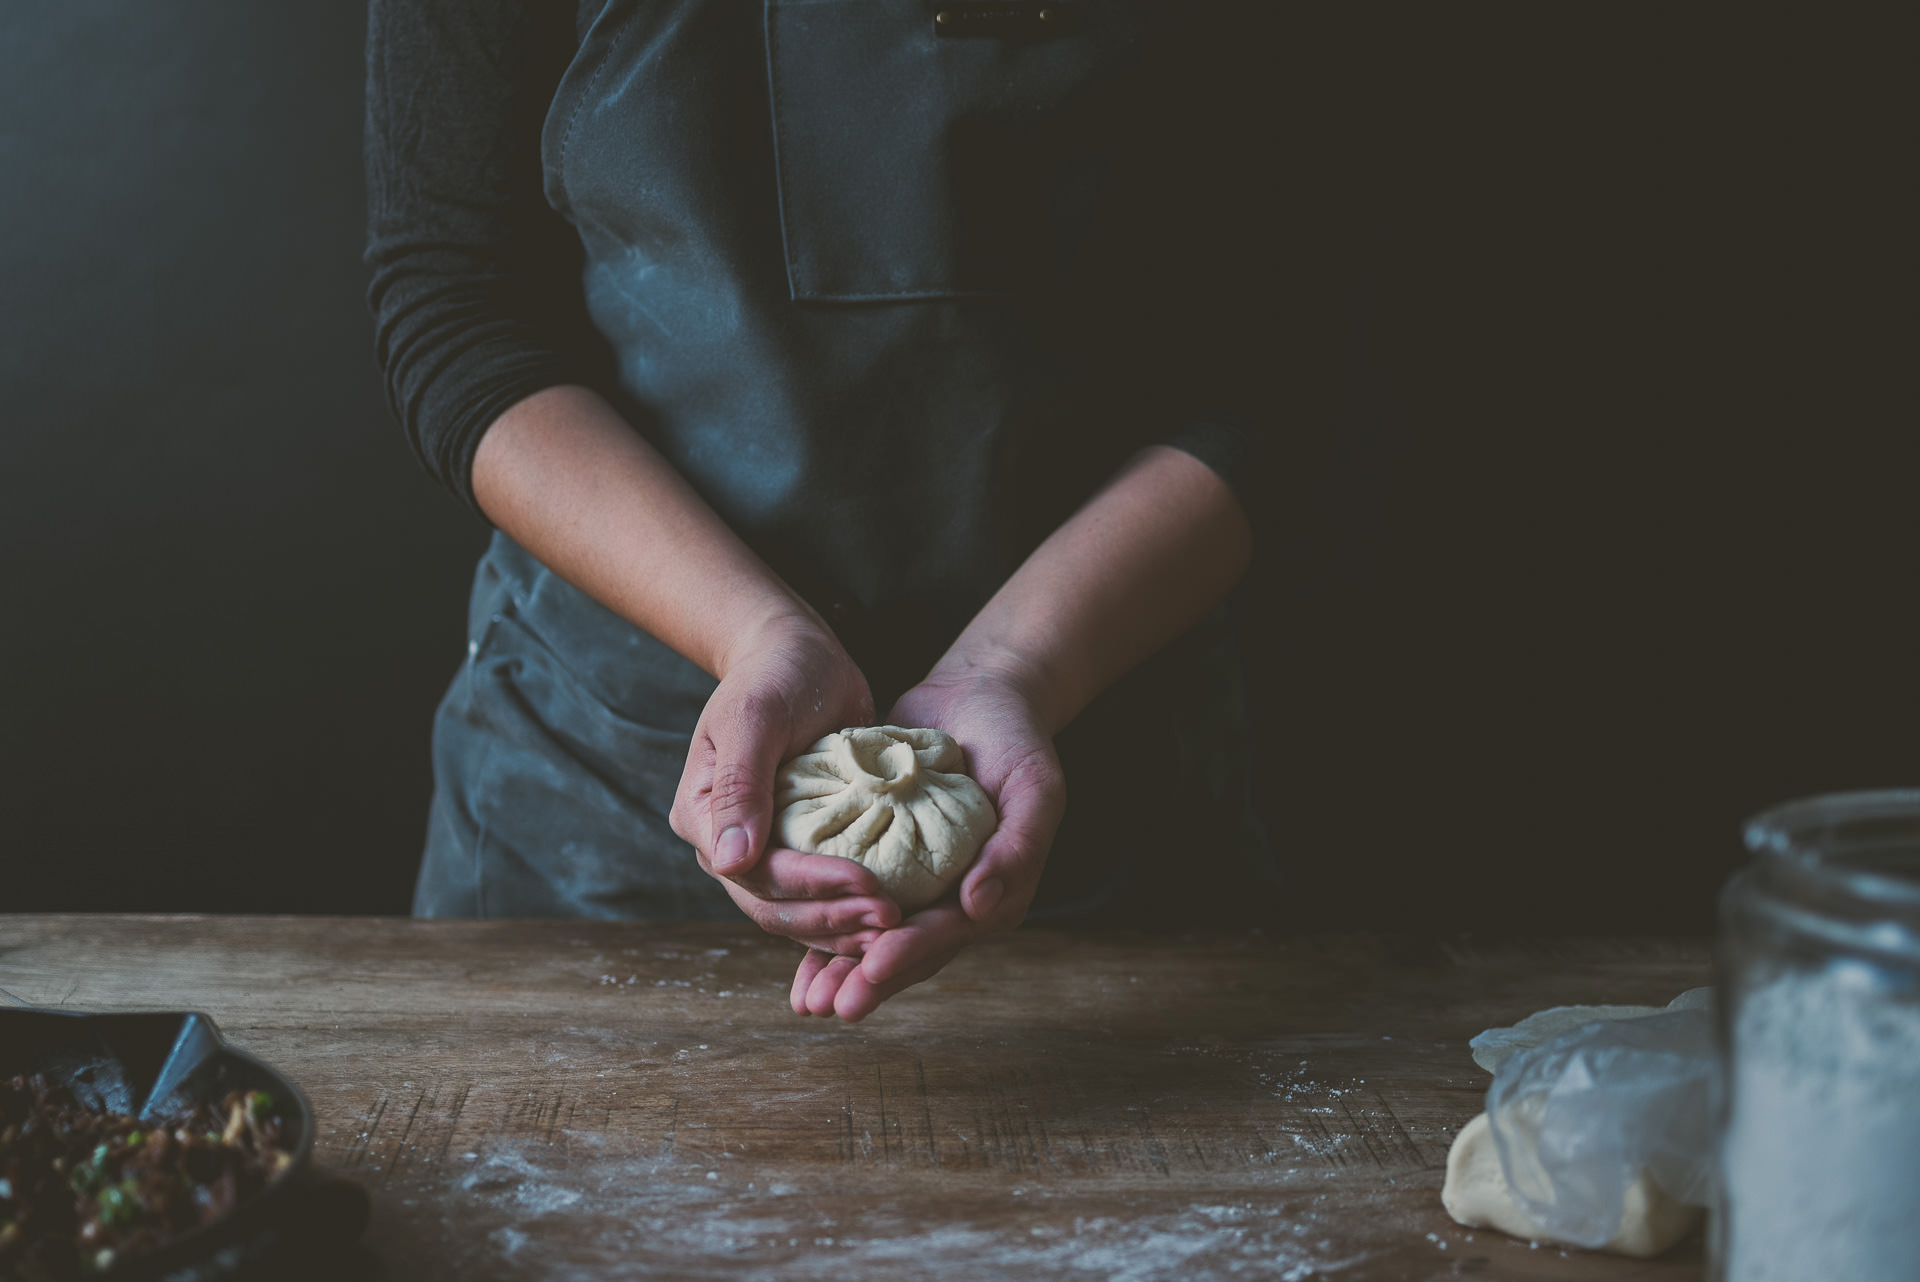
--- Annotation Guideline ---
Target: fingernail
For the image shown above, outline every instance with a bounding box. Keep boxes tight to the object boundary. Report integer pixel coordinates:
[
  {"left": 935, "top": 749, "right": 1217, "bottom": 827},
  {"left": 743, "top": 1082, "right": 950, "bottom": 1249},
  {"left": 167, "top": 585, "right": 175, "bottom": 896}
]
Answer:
[
  {"left": 861, "top": 912, "right": 889, "bottom": 930},
  {"left": 972, "top": 878, "right": 1004, "bottom": 918},
  {"left": 715, "top": 826, "right": 750, "bottom": 871}
]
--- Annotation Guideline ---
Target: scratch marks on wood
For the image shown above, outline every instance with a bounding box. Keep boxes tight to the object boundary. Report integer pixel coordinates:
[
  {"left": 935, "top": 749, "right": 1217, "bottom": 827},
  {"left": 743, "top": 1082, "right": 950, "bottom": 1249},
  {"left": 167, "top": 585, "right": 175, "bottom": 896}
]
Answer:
[
  {"left": 338, "top": 1092, "right": 389, "bottom": 1171},
  {"left": 980, "top": 1065, "right": 1047, "bottom": 1173},
  {"left": 837, "top": 1063, "right": 858, "bottom": 1164},
  {"left": 333, "top": 1080, "right": 491, "bottom": 1184},
  {"left": 1133, "top": 1106, "right": 1173, "bottom": 1178},
  {"left": 838, "top": 1056, "right": 1082, "bottom": 1173},
  {"left": 1370, "top": 1090, "right": 1436, "bottom": 1170},
  {"left": 914, "top": 1058, "right": 939, "bottom": 1169},
  {"left": 835, "top": 1054, "right": 1292, "bottom": 1179},
  {"left": 1340, "top": 1096, "right": 1394, "bottom": 1170},
  {"left": 430, "top": 1082, "right": 471, "bottom": 1171},
  {"left": 387, "top": 1088, "right": 430, "bottom": 1178},
  {"left": 875, "top": 1061, "right": 890, "bottom": 1164},
  {"left": 310, "top": 1048, "right": 1434, "bottom": 1200},
  {"left": 1300, "top": 1109, "right": 1351, "bottom": 1171},
  {"left": 875, "top": 1059, "right": 940, "bottom": 1170}
]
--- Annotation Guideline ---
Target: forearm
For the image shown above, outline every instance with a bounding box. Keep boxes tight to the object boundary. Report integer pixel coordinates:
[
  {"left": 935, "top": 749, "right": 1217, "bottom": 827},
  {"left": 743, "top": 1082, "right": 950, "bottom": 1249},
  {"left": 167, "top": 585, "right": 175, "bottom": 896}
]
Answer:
[
  {"left": 934, "top": 445, "right": 1253, "bottom": 734},
  {"left": 471, "top": 384, "right": 824, "bottom": 678}
]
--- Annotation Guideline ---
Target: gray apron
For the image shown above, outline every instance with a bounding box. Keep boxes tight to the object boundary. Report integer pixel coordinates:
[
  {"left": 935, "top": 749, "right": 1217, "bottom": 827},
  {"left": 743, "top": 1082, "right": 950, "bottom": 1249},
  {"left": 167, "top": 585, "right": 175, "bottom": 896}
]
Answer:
[{"left": 416, "top": 0, "right": 1276, "bottom": 921}]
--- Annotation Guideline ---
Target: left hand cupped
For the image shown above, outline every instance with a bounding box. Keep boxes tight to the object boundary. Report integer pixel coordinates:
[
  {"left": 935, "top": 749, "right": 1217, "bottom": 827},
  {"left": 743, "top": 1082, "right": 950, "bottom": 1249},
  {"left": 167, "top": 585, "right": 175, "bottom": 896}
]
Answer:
[{"left": 789, "top": 659, "right": 1066, "bottom": 1021}]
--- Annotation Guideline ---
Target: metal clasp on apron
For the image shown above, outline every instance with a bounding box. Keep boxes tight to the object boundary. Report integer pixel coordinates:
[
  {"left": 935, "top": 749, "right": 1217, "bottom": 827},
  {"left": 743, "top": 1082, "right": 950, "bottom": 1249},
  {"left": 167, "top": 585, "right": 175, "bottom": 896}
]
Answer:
[{"left": 933, "top": 3, "right": 1081, "bottom": 40}]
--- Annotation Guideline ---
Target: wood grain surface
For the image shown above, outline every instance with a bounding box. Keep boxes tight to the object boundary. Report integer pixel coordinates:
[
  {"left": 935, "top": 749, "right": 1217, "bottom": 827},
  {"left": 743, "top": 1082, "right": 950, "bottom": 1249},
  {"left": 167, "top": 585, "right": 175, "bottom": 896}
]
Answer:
[{"left": 0, "top": 917, "right": 1712, "bottom": 1281}]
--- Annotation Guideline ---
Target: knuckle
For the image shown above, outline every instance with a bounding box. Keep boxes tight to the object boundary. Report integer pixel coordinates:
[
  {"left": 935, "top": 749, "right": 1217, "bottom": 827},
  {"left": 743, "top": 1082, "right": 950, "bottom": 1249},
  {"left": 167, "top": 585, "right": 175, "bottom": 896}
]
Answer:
[
  {"left": 804, "top": 862, "right": 851, "bottom": 892},
  {"left": 745, "top": 905, "right": 787, "bottom": 937},
  {"left": 707, "top": 763, "right": 764, "bottom": 815}
]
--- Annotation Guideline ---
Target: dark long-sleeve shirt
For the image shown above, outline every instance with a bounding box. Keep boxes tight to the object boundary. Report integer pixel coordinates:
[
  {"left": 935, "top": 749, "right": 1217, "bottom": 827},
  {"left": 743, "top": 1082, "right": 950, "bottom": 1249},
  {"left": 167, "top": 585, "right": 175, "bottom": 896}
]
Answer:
[
  {"left": 365, "top": 0, "right": 1284, "bottom": 664},
  {"left": 365, "top": 0, "right": 603, "bottom": 516}
]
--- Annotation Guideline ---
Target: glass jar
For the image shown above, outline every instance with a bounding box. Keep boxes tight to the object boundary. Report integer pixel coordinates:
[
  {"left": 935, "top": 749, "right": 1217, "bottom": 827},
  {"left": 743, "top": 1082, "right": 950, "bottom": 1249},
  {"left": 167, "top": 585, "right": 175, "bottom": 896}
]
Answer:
[{"left": 1713, "top": 789, "right": 1920, "bottom": 1281}]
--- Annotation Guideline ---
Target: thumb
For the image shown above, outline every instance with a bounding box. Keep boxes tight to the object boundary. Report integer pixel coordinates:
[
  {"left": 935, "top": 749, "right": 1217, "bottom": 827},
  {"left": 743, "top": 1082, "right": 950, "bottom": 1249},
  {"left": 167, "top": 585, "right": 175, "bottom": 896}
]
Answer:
[
  {"left": 961, "top": 759, "right": 1062, "bottom": 927},
  {"left": 704, "top": 697, "right": 789, "bottom": 876}
]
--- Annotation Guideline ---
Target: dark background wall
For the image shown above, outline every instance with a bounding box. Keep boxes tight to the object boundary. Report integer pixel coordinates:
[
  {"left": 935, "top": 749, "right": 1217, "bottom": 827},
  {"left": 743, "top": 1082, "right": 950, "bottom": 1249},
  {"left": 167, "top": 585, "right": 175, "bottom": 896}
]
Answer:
[
  {"left": 3, "top": 2, "right": 484, "bottom": 914},
  {"left": 2, "top": 5, "right": 1905, "bottom": 929}
]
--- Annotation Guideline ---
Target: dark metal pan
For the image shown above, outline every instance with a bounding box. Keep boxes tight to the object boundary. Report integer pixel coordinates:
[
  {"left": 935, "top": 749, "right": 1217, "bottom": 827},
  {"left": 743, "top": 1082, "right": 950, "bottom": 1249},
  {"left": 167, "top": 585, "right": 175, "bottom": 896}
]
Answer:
[{"left": 0, "top": 1007, "right": 369, "bottom": 1282}]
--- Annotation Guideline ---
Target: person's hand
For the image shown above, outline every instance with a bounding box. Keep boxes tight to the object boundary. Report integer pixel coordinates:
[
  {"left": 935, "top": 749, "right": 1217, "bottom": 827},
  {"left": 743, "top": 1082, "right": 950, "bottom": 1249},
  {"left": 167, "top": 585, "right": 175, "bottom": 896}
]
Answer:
[
  {"left": 670, "top": 613, "right": 901, "bottom": 954},
  {"left": 789, "top": 653, "right": 1065, "bottom": 1020}
]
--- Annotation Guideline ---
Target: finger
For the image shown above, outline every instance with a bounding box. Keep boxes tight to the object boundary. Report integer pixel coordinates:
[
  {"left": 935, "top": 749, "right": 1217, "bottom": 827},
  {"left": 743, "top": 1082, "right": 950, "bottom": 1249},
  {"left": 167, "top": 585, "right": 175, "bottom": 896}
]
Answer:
[
  {"left": 858, "top": 903, "right": 975, "bottom": 986},
  {"left": 961, "top": 764, "right": 1062, "bottom": 928},
  {"left": 701, "top": 696, "right": 788, "bottom": 876},
  {"left": 787, "top": 930, "right": 881, "bottom": 958},
  {"left": 723, "top": 888, "right": 898, "bottom": 940},
  {"left": 804, "top": 954, "right": 862, "bottom": 1017},
  {"left": 668, "top": 733, "right": 718, "bottom": 848},
  {"left": 791, "top": 949, "right": 833, "bottom": 1014},
  {"left": 833, "top": 942, "right": 967, "bottom": 1023},
  {"left": 727, "top": 848, "right": 889, "bottom": 905}
]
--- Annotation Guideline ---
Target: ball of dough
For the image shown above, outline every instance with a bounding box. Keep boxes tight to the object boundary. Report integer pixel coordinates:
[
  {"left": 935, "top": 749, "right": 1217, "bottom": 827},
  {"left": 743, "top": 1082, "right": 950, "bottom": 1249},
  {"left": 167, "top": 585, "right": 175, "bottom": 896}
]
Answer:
[
  {"left": 1442, "top": 1112, "right": 1702, "bottom": 1258},
  {"left": 773, "top": 726, "right": 996, "bottom": 912}
]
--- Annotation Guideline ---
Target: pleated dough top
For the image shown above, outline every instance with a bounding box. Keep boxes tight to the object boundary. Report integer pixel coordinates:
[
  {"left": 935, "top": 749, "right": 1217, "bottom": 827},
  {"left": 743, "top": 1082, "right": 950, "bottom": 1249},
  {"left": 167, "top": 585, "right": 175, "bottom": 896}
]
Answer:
[{"left": 773, "top": 726, "right": 996, "bottom": 913}]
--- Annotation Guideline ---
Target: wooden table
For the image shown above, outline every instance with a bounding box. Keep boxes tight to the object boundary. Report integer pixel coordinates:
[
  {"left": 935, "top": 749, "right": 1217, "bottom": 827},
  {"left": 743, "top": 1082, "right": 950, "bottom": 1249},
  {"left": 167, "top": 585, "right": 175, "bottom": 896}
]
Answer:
[{"left": 0, "top": 918, "right": 1711, "bottom": 1280}]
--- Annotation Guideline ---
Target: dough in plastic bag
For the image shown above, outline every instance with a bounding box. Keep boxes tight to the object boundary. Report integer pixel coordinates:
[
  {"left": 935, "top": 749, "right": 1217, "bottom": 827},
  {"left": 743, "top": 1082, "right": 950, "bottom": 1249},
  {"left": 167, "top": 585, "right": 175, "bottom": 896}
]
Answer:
[
  {"left": 773, "top": 726, "right": 996, "bottom": 912},
  {"left": 1443, "top": 988, "right": 1714, "bottom": 1256},
  {"left": 1444, "top": 1112, "right": 1700, "bottom": 1258}
]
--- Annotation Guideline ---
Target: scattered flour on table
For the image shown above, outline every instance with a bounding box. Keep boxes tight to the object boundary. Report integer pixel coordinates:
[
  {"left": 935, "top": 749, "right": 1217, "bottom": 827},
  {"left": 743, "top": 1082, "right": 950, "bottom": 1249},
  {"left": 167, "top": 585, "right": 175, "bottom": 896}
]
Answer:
[
  {"left": 430, "top": 1141, "right": 1377, "bottom": 1281},
  {"left": 1250, "top": 1060, "right": 1367, "bottom": 1112}
]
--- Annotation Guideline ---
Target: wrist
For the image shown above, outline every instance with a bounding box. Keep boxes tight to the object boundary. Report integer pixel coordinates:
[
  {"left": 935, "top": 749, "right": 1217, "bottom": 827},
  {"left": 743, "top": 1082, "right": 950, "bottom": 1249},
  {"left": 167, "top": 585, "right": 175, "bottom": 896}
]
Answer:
[
  {"left": 712, "top": 596, "right": 840, "bottom": 681},
  {"left": 924, "top": 641, "right": 1069, "bottom": 734}
]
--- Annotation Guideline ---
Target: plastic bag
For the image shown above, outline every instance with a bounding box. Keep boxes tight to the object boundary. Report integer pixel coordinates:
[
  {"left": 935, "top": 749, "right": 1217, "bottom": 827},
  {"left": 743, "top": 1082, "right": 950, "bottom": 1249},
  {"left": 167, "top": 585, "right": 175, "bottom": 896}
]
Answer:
[{"left": 1479, "top": 988, "right": 1716, "bottom": 1249}]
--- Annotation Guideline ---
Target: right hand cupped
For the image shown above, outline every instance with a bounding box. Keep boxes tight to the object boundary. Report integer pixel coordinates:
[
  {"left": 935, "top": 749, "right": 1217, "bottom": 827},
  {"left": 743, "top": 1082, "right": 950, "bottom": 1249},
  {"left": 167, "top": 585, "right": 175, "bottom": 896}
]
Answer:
[{"left": 669, "top": 613, "right": 899, "bottom": 953}]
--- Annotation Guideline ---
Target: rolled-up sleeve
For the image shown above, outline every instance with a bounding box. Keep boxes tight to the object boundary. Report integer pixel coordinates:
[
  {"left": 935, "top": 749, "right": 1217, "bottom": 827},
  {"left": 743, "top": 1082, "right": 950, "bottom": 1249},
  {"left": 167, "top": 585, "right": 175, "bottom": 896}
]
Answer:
[
  {"left": 364, "top": 0, "right": 602, "bottom": 518},
  {"left": 1160, "top": 418, "right": 1261, "bottom": 507}
]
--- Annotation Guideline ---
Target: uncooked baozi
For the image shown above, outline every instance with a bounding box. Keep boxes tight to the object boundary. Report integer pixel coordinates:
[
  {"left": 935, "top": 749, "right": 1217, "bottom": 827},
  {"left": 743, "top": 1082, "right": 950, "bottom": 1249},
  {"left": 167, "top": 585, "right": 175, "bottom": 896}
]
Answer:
[{"left": 773, "top": 726, "right": 996, "bottom": 912}]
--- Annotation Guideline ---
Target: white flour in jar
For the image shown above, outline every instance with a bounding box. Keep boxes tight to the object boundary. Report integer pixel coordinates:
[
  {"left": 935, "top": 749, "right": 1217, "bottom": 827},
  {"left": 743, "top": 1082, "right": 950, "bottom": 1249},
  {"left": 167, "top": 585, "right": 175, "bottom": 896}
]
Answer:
[{"left": 1721, "top": 959, "right": 1920, "bottom": 1281}]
